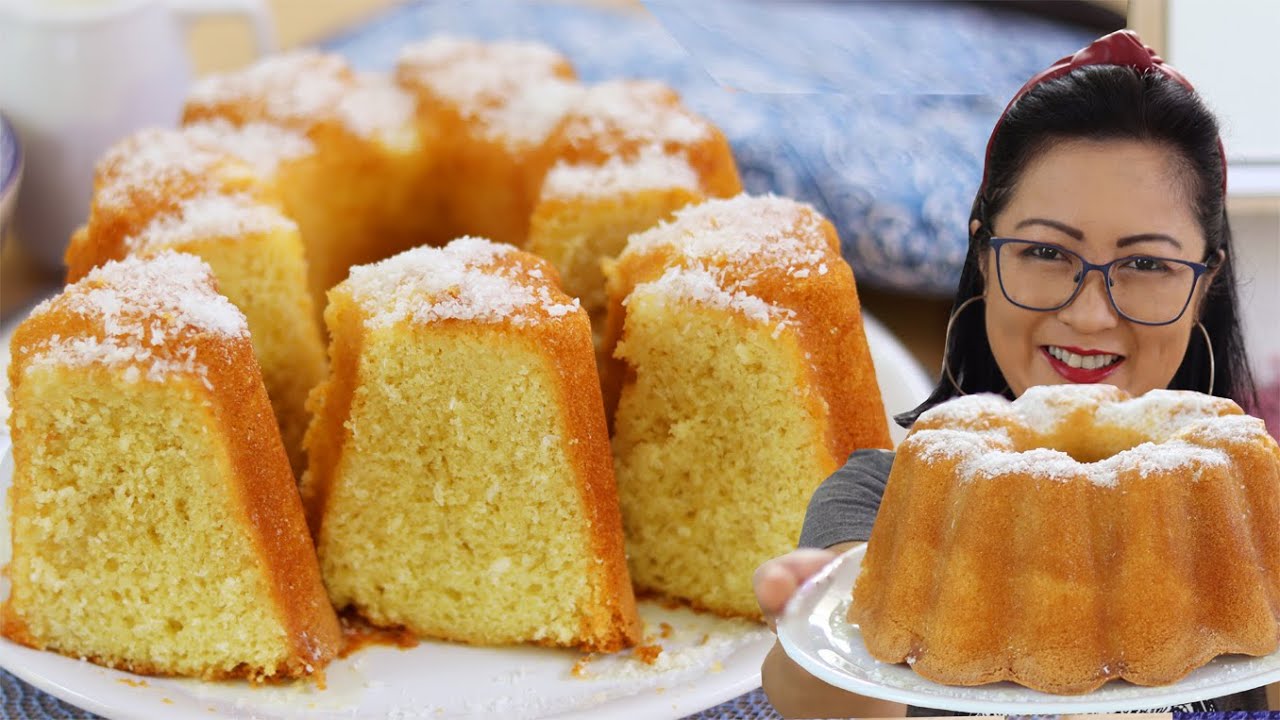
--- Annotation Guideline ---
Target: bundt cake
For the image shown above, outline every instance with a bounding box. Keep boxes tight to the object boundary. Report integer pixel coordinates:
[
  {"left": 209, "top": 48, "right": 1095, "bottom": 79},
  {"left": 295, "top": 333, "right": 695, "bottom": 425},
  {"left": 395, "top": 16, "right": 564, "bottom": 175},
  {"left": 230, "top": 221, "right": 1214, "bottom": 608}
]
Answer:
[
  {"left": 303, "top": 237, "right": 641, "bottom": 652},
  {"left": 604, "top": 194, "right": 892, "bottom": 618},
  {"left": 3, "top": 252, "right": 341, "bottom": 680},
  {"left": 65, "top": 125, "right": 327, "bottom": 477},
  {"left": 851, "top": 384, "right": 1280, "bottom": 694}
]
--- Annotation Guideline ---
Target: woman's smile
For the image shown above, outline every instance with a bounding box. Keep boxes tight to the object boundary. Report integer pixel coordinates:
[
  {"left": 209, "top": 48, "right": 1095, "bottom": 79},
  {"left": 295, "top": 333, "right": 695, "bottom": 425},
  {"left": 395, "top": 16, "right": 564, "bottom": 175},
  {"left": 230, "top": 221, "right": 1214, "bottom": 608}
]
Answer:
[{"left": 1041, "top": 344, "right": 1126, "bottom": 382}]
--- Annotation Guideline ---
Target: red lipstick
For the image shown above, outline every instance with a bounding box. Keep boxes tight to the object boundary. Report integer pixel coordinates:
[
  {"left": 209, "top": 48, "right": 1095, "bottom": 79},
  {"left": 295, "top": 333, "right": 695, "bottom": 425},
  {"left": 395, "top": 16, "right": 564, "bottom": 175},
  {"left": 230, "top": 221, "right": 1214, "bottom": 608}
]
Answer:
[{"left": 1041, "top": 346, "right": 1125, "bottom": 384}]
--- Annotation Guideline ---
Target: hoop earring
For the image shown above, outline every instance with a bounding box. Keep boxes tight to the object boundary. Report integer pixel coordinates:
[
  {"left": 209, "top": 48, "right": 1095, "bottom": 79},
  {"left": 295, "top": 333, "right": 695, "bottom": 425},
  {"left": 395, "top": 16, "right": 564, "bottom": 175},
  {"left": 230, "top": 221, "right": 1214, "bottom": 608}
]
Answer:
[
  {"left": 1196, "top": 321, "right": 1215, "bottom": 395},
  {"left": 942, "top": 296, "right": 985, "bottom": 396}
]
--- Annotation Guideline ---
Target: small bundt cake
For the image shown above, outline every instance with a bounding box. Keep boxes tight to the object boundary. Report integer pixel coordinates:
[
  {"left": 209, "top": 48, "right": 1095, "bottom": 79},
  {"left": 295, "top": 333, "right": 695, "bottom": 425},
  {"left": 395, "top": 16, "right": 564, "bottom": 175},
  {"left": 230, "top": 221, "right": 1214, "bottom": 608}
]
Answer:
[
  {"left": 851, "top": 384, "right": 1280, "bottom": 694},
  {"left": 4, "top": 253, "right": 341, "bottom": 680},
  {"left": 604, "top": 194, "right": 892, "bottom": 618},
  {"left": 65, "top": 125, "right": 327, "bottom": 477},
  {"left": 184, "top": 50, "right": 430, "bottom": 306},
  {"left": 304, "top": 237, "right": 641, "bottom": 652}
]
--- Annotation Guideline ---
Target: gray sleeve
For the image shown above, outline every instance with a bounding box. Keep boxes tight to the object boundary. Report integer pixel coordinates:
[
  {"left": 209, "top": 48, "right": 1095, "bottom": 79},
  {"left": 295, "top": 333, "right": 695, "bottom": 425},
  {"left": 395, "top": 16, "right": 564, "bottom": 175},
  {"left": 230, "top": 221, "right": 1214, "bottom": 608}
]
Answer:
[{"left": 797, "top": 449, "right": 895, "bottom": 549}]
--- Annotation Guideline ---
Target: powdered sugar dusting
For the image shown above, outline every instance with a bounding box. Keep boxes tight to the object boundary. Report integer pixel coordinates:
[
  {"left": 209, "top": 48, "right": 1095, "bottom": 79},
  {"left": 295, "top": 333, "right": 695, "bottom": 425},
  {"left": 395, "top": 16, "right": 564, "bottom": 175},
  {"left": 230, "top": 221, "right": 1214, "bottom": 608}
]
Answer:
[
  {"left": 346, "top": 237, "right": 579, "bottom": 328},
  {"left": 625, "top": 194, "right": 830, "bottom": 274},
  {"left": 1013, "top": 384, "right": 1127, "bottom": 435},
  {"left": 960, "top": 442, "right": 1230, "bottom": 487},
  {"left": 563, "top": 80, "right": 710, "bottom": 148},
  {"left": 182, "top": 119, "right": 314, "bottom": 175},
  {"left": 124, "top": 194, "right": 295, "bottom": 252},
  {"left": 26, "top": 253, "right": 247, "bottom": 385},
  {"left": 910, "top": 387, "right": 1256, "bottom": 488},
  {"left": 398, "top": 37, "right": 583, "bottom": 145},
  {"left": 916, "top": 393, "right": 1017, "bottom": 431},
  {"left": 540, "top": 148, "right": 700, "bottom": 199}
]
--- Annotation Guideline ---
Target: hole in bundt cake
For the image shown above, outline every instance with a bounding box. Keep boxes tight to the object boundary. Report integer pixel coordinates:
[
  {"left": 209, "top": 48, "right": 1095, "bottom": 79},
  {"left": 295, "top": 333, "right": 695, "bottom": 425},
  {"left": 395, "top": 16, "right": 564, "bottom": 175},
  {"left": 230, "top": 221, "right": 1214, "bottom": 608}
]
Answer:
[{"left": 1030, "top": 426, "right": 1151, "bottom": 464}]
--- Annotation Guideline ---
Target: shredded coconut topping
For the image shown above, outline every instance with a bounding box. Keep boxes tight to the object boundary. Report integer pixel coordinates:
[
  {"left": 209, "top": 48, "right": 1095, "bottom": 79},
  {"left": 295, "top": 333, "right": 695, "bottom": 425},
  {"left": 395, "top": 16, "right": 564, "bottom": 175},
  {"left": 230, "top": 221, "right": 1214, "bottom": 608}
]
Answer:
[
  {"left": 94, "top": 129, "right": 230, "bottom": 210},
  {"left": 625, "top": 194, "right": 831, "bottom": 275},
  {"left": 398, "top": 37, "right": 583, "bottom": 145},
  {"left": 346, "top": 237, "right": 579, "bottom": 328},
  {"left": 182, "top": 119, "right": 314, "bottom": 175},
  {"left": 189, "top": 50, "right": 414, "bottom": 138},
  {"left": 26, "top": 253, "right": 247, "bottom": 385},
  {"left": 632, "top": 266, "right": 794, "bottom": 334},
  {"left": 563, "top": 80, "right": 710, "bottom": 148},
  {"left": 541, "top": 148, "right": 700, "bottom": 199},
  {"left": 125, "top": 194, "right": 295, "bottom": 252}
]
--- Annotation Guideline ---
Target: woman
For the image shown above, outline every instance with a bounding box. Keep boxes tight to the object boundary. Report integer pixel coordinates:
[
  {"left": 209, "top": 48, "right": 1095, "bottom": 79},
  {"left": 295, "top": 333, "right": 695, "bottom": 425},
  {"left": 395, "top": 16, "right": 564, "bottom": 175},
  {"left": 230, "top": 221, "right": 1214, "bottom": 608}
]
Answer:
[{"left": 755, "top": 30, "right": 1267, "bottom": 717}]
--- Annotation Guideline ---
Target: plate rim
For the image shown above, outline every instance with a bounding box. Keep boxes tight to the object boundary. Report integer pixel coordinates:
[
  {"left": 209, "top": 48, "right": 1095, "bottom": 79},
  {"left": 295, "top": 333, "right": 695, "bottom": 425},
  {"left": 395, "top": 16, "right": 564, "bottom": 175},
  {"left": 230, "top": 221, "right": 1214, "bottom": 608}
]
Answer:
[{"left": 778, "top": 544, "right": 1280, "bottom": 714}]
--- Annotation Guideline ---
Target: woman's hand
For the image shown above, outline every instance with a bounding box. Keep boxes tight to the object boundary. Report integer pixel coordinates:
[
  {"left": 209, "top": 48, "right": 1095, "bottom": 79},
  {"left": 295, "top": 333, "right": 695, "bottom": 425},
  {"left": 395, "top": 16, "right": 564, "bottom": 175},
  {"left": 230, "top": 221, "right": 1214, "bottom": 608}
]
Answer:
[
  {"left": 753, "top": 543, "right": 854, "bottom": 630},
  {"left": 756, "top": 541, "right": 906, "bottom": 718}
]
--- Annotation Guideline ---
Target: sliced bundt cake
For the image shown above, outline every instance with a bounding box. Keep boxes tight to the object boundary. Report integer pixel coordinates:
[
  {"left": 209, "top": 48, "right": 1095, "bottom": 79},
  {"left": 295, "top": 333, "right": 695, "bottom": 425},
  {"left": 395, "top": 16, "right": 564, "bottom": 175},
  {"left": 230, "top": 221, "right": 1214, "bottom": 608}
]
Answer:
[
  {"left": 304, "top": 237, "right": 641, "bottom": 652},
  {"left": 3, "top": 253, "right": 341, "bottom": 680},
  {"left": 604, "top": 194, "right": 892, "bottom": 618},
  {"left": 65, "top": 126, "right": 327, "bottom": 478}
]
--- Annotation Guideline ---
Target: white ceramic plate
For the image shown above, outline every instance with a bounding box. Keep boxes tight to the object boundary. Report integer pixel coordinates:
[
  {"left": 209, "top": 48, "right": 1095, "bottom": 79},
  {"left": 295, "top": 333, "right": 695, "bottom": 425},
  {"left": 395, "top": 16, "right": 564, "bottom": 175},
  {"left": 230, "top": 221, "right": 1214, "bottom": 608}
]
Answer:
[
  {"left": 778, "top": 544, "right": 1280, "bottom": 715},
  {"left": 0, "top": 312, "right": 934, "bottom": 719}
]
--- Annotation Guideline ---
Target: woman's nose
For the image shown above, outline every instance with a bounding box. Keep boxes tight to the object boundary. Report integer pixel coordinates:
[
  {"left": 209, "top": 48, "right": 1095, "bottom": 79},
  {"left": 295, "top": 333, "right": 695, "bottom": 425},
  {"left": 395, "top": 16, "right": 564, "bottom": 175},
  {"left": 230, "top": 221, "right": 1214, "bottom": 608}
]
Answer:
[{"left": 1057, "top": 269, "right": 1120, "bottom": 332}]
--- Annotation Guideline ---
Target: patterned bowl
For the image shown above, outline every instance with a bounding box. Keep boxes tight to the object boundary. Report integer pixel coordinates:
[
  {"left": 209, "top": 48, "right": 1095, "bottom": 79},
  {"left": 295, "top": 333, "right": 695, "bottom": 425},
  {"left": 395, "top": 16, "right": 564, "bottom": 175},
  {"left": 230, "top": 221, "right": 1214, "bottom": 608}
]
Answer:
[{"left": 0, "top": 113, "right": 21, "bottom": 237}]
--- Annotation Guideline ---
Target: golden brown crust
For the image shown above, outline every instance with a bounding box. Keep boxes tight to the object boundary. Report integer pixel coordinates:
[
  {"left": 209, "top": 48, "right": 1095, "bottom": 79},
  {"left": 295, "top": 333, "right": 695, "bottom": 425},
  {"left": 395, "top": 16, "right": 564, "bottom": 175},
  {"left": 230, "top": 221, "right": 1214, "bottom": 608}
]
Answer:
[
  {"left": 301, "top": 288, "right": 366, "bottom": 537},
  {"left": 204, "top": 333, "right": 343, "bottom": 670},
  {"left": 528, "top": 315, "right": 642, "bottom": 651}
]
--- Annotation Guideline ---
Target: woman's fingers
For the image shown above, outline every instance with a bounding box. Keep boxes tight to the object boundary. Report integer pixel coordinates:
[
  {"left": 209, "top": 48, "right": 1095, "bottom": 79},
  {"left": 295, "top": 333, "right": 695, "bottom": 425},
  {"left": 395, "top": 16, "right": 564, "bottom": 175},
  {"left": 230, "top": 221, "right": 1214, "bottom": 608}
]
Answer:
[{"left": 753, "top": 548, "right": 838, "bottom": 630}]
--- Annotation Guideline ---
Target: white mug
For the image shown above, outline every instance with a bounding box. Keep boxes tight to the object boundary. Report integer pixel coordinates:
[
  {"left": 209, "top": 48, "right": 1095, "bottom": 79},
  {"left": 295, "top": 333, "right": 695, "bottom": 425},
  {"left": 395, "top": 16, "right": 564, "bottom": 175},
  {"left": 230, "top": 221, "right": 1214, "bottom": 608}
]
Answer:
[{"left": 0, "top": 0, "right": 274, "bottom": 271}]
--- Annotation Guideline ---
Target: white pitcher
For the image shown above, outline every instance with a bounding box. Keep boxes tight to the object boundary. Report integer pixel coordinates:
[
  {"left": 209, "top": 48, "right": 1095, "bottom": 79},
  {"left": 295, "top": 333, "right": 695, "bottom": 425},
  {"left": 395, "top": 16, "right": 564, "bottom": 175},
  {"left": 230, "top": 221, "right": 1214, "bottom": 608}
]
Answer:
[{"left": 0, "top": 0, "right": 274, "bottom": 271}]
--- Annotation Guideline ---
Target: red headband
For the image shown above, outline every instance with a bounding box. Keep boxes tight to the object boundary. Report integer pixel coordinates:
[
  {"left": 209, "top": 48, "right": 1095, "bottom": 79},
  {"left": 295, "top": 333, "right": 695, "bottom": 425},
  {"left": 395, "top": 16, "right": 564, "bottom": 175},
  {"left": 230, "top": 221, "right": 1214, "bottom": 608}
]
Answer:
[{"left": 981, "top": 30, "right": 1227, "bottom": 196}]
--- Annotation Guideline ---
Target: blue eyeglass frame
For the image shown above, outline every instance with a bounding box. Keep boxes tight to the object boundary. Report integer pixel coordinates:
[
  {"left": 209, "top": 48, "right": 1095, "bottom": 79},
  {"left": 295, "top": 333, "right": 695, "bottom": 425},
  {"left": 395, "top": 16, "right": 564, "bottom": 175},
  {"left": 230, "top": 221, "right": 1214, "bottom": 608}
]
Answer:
[{"left": 988, "top": 236, "right": 1217, "bottom": 327}]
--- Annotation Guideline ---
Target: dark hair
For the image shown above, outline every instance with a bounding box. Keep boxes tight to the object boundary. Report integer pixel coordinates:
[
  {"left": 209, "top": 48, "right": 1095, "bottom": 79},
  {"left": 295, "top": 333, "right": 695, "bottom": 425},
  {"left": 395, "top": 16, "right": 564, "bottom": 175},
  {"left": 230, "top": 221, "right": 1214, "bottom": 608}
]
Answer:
[{"left": 896, "top": 65, "right": 1257, "bottom": 428}]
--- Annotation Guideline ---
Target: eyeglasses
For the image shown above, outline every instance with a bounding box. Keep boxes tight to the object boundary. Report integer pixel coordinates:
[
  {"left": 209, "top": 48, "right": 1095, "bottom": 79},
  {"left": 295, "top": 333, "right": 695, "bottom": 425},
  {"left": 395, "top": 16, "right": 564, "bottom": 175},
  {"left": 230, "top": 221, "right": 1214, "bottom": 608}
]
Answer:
[{"left": 990, "top": 237, "right": 1216, "bottom": 326}]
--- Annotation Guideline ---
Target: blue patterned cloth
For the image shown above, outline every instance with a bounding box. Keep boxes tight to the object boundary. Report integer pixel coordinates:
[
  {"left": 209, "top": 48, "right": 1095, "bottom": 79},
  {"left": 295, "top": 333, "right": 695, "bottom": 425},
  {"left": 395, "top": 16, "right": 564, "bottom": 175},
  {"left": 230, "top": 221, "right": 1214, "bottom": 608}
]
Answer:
[{"left": 322, "top": 0, "right": 1099, "bottom": 296}]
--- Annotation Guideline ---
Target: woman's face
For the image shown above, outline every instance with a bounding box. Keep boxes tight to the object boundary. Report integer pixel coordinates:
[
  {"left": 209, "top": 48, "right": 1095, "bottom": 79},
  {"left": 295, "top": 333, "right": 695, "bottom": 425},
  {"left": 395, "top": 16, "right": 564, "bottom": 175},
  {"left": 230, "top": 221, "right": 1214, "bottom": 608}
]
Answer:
[{"left": 981, "top": 138, "right": 1212, "bottom": 397}]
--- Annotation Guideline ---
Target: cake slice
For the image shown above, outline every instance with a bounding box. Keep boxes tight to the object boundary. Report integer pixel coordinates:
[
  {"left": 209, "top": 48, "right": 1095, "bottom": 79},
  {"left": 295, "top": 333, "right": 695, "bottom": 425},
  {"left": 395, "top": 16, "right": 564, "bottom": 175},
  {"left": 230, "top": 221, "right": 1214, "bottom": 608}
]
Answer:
[
  {"left": 526, "top": 147, "right": 706, "bottom": 354},
  {"left": 64, "top": 125, "right": 327, "bottom": 478},
  {"left": 304, "top": 237, "right": 640, "bottom": 652},
  {"left": 604, "top": 194, "right": 892, "bottom": 618},
  {"left": 3, "top": 253, "right": 341, "bottom": 680}
]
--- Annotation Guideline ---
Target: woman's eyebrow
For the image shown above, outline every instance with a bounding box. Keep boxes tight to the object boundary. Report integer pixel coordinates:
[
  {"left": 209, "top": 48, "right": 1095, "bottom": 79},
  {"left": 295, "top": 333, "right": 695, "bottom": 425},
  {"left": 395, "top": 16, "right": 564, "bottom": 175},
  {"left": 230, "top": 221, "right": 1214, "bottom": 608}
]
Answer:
[
  {"left": 1117, "top": 233, "right": 1183, "bottom": 250},
  {"left": 1014, "top": 217, "right": 1083, "bottom": 239},
  {"left": 1014, "top": 218, "right": 1184, "bottom": 251}
]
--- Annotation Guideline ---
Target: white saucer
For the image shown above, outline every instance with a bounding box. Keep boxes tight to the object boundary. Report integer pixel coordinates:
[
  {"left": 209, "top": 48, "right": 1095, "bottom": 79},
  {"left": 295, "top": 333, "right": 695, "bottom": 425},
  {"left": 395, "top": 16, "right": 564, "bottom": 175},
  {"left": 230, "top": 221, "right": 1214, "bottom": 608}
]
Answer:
[{"left": 777, "top": 544, "right": 1280, "bottom": 714}]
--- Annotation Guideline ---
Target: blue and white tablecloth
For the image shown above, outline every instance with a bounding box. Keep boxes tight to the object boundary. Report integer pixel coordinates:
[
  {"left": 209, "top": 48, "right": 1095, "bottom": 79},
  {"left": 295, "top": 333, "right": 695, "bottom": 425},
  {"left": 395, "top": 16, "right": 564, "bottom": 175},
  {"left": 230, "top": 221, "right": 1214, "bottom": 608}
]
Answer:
[{"left": 323, "top": 0, "right": 1099, "bottom": 297}]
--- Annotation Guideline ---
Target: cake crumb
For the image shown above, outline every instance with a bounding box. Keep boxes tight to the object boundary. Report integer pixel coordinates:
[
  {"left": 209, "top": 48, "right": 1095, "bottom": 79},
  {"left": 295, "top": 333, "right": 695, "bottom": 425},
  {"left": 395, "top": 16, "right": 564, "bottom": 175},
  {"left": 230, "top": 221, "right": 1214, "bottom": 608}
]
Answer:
[
  {"left": 634, "top": 644, "right": 663, "bottom": 665},
  {"left": 658, "top": 622, "right": 674, "bottom": 639},
  {"left": 570, "top": 653, "right": 598, "bottom": 678},
  {"left": 118, "top": 678, "right": 149, "bottom": 688}
]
